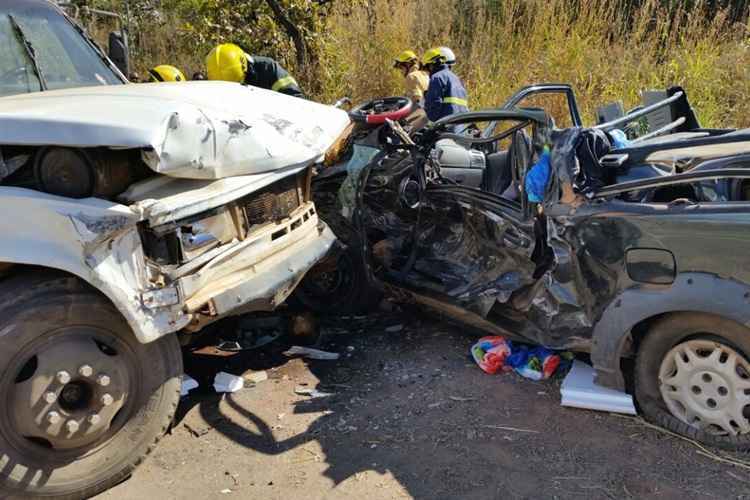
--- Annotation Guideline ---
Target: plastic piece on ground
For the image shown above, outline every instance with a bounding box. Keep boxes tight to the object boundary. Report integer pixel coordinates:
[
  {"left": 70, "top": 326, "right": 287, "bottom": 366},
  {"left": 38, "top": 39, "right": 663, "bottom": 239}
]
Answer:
[
  {"left": 283, "top": 346, "right": 340, "bottom": 360},
  {"left": 213, "top": 371, "right": 244, "bottom": 393},
  {"left": 525, "top": 148, "right": 551, "bottom": 203},
  {"left": 560, "top": 360, "right": 637, "bottom": 415},
  {"left": 471, "top": 336, "right": 512, "bottom": 374},
  {"left": 506, "top": 345, "right": 567, "bottom": 381},
  {"left": 294, "top": 386, "right": 335, "bottom": 398},
  {"left": 181, "top": 374, "right": 199, "bottom": 396}
]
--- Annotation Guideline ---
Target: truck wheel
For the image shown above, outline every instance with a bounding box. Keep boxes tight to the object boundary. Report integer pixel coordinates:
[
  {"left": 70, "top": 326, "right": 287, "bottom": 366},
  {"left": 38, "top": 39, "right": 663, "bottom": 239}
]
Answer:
[
  {"left": 0, "top": 274, "right": 182, "bottom": 499},
  {"left": 635, "top": 313, "right": 750, "bottom": 450}
]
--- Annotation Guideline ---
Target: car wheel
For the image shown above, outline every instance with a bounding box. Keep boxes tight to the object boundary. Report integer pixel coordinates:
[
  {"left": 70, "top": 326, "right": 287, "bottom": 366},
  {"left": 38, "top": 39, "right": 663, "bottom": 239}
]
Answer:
[
  {"left": 0, "top": 273, "right": 182, "bottom": 499},
  {"left": 635, "top": 313, "right": 750, "bottom": 450},
  {"left": 293, "top": 243, "right": 379, "bottom": 314}
]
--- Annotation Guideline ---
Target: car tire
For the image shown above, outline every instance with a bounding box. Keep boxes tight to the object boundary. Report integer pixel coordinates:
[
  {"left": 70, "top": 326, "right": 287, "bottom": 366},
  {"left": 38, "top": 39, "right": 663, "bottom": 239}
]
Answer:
[
  {"left": 0, "top": 273, "right": 182, "bottom": 499},
  {"left": 635, "top": 312, "right": 750, "bottom": 450},
  {"left": 292, "top": 241, "right": 379, "bottom": 315}
]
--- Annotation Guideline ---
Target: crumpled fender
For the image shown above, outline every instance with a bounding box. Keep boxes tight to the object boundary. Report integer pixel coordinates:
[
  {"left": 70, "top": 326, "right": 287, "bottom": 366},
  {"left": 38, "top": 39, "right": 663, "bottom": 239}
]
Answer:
[
  {"left": 591, "top": 272, "right": 750, "bottom": 390},
  {"left": 0, "top": 187, "right": 189, "bottom": 343}
]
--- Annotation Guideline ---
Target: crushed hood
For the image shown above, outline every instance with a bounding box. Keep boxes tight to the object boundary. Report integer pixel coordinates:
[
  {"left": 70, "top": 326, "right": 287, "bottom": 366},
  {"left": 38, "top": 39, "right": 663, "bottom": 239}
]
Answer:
[{"left": 0, "top": 81, "right": 351, "bottom": 179}]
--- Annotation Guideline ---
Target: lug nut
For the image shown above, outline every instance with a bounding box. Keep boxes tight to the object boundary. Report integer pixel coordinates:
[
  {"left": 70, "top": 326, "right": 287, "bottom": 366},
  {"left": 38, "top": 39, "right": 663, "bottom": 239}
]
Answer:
[
  {"left": 87, "top": 414, "right": 101, "bottom": 425},
  {"left": 66, "top": 420, "right": 79, "bottom": 433},
  {"left": 100, "top": 393, "right": 114, "bottom": 406},
  {"left": 78, "top": 365, "right": 93, "bottom": 377},
  {"left": 43, "top": 391, "right": 57, "bottom": 404},
  {"left": 56, "top": 371, "right": 71, "bottom": 384},
  {"left": 96, "top": 374, "right": 111, "bottom": 387},
  {"left": 47, "top": 411, "right": 61, "bottom": 425}
]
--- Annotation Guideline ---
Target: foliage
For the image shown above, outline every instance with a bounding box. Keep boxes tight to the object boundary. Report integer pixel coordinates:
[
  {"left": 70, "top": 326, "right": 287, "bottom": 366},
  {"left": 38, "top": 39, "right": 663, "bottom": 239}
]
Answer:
[{"left": 76, "top": 0, "right": 750, "bottom": 127}]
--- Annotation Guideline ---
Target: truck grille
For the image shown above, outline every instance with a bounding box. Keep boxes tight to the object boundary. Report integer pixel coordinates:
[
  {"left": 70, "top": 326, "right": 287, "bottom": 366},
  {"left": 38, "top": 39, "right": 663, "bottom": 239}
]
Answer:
[{"left": 243, "top": 173, "right": 303, "bottom": 228}]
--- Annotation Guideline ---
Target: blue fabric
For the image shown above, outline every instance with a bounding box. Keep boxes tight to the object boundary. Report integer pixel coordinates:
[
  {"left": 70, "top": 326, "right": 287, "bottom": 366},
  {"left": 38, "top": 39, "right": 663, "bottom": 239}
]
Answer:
[
  {"left": 424, "top": 65, "right": 469, "bottom": 122},
  {"left": 525, "top": 149, "right": 551, "bottom": 203},
  {"left": 609, "top": 129, "right": 630, "bottom": 149}
]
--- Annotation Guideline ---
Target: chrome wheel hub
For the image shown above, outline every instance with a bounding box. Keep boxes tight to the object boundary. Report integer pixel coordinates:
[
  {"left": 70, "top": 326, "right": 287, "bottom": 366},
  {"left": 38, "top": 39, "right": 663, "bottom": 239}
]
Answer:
[{"left": 659, "top": 339, "right": 750, "bottom": 436}]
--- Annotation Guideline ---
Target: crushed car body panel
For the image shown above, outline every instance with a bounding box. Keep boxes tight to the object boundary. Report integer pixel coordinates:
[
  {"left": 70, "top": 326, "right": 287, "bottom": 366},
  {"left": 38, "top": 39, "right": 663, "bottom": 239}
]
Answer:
[{"left": 0, "top": 81, "right": 351, "bottom": 179}]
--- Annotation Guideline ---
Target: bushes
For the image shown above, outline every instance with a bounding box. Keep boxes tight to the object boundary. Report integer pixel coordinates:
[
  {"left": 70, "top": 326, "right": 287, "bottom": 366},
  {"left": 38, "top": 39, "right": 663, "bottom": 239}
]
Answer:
[{"left": 80, "top": 0, "right": 749, "bottom": 128}]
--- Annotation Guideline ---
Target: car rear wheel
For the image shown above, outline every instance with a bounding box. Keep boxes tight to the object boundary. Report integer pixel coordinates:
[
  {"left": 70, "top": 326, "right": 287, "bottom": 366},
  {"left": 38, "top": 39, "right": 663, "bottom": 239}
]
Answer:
[
  {"left": 0, "top": 273, "right": 182, "bottom": 499},
  {"left": 635, "top": 313, "right": 750, "bottom": 450}
]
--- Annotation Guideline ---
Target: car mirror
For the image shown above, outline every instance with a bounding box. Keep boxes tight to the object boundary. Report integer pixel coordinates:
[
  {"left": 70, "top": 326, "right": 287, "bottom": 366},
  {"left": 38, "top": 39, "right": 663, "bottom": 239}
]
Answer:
[{"left": 108, "top": 30, "right": 130, "bottom": 77}]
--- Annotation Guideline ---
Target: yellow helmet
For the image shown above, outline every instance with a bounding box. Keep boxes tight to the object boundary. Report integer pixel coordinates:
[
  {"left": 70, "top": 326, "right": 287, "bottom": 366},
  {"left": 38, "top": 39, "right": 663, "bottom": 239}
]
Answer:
[
  {"left": 393, "top": 50, "right": 418, "bottom": 67},
  {"left": 205, "top": 43, "right": 249, "bottom": 83},
  {"left": 421, "top": 47, "right": 446, "bottom": 66},
  {"left": 148, "top": 65, "right": 186, "bottom": 82}
]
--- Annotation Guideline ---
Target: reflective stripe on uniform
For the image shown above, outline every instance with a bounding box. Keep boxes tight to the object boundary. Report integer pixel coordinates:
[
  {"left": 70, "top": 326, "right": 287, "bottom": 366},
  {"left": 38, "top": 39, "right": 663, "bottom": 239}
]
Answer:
[
  {"left": 442, "top": 96, "right": 468, "bottom": 106},
  {"left": 272, "top": 76, "right": 298, "bottom": 92}
]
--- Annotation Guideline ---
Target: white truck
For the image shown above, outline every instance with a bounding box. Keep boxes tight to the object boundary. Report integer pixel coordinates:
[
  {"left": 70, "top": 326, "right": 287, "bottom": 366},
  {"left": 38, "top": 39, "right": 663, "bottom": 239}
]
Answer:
[{"left": 0, "top": 1, "right": 349, "bottom": 498}]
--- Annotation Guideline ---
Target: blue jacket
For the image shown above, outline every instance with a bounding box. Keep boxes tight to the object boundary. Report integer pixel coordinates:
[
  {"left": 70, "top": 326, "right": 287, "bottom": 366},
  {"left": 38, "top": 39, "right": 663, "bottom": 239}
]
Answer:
[{"left": 424, "top": 65, "right": 469, "bottom": 122}]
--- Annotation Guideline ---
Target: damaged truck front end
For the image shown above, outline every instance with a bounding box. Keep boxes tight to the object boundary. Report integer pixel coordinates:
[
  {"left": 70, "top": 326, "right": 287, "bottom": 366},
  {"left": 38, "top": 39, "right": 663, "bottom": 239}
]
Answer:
[
  {"left": 0, "top": 5, "right": 349, "bottom": 492},
  {"left": 0, "top": 82, "right": 347, "bottom": 342}
]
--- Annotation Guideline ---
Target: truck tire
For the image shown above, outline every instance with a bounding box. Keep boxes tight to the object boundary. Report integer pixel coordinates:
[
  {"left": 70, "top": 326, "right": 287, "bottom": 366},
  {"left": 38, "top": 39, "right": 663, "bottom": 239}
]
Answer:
[
  {"left": 0, "top": 273, "right": 182, "bottom": 499},
  {"left": 635, "top": 313, "right": 750, "bottom": 450}
]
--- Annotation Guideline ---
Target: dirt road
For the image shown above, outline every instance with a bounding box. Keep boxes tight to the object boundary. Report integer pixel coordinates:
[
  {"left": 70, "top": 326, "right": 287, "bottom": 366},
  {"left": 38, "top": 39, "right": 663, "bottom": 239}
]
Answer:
[{"left": 98, "top": 314, "right": 750, "bottom": 499}]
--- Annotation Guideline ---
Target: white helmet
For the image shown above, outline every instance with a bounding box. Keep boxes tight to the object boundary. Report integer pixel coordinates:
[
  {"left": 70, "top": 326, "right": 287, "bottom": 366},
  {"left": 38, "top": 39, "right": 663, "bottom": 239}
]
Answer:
[{"left": 439, "top": 46, "right": 456, "bottom": 66}]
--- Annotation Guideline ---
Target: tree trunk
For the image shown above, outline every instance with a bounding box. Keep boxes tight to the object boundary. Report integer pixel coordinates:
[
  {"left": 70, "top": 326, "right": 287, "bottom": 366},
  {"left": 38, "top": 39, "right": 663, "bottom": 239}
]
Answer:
[{"left": 264, "top": 0, "right": 307, "bottom": 70}]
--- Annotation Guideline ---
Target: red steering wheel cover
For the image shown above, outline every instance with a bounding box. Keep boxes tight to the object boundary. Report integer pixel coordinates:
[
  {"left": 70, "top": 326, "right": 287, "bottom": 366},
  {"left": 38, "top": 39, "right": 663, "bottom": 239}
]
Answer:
[{"left": 349, "top": 97, "right": 413, "bottom": 125}]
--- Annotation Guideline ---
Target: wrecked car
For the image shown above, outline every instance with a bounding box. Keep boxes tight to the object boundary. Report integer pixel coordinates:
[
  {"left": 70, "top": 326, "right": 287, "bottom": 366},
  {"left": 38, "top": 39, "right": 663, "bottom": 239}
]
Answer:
[
  {"left": 301, "top": 85, "right": 750, "bottom": 450},
  {"left": 0, "top": 1, "right": 348, "bottom": 498}
]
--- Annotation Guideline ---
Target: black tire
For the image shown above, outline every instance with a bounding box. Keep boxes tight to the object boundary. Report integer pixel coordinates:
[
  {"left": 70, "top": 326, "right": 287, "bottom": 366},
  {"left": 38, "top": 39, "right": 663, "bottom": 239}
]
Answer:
[
  {"left": 292, "top": 243, "right": 380, "bottom": 315},
  {"left": 0, "top": 273, "right": 182, "bottom": 499},
  {"left": 635, "top": 312, "right": 750, "bottom": 450}
]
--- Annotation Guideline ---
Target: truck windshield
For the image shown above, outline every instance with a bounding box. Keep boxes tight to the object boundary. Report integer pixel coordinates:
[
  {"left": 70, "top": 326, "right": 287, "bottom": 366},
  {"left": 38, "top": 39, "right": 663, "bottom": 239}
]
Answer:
[{"left": 0, "top": 2, "right": 122, "bottom": 97}]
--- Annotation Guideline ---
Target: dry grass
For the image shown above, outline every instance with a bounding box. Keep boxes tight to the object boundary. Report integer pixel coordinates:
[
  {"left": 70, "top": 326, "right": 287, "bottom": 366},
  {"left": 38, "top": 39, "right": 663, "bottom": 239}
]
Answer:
[
  {"left": 320, "top": 0, "right": 750, "bottom": 128},
  {"left": 92, "top": 0, "right": 750, "bottom": 128}
]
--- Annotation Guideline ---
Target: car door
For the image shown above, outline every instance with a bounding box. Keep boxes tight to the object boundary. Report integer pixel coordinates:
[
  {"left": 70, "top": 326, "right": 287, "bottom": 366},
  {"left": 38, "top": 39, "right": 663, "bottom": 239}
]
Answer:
[{"left": 360, "top": 110, "right": 548, "bottom": 321}]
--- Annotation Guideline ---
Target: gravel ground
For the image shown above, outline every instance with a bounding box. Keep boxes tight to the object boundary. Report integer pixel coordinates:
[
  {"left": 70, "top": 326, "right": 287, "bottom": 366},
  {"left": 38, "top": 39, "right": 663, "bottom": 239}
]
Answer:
[{"left": 98, "top": 313, "right": 750, "bottom": 499}]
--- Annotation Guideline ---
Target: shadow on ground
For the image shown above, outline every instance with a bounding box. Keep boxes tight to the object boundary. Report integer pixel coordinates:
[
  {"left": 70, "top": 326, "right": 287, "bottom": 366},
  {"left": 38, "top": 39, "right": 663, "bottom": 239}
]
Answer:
[{"left": 154, "top": 312, "right": 749, "bottom": 500}]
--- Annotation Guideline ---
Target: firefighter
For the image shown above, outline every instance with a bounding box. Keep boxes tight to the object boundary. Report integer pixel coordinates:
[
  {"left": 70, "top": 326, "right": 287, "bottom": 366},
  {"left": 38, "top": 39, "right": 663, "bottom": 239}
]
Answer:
[
  {"left": 438, "top": 46, "right": 456, "bottom": 66},
  {"left": 392, "top": 50, "right": 429, "bottom": 106},
  {"left": 421, "top": 47, "right": 468, "bottom": 122},
  {"left": 205, "top": 43, "right": 303, "bottom": 98},
  {"left": 148, "top": 65, "right": 186, "bottom": 82}
]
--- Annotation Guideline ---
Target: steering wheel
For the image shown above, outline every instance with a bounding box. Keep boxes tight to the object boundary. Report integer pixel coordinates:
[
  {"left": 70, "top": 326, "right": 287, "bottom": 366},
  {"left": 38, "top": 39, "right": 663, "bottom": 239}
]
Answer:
[{"left": 349, "top": 96, "right": 413, "bottom": 125}]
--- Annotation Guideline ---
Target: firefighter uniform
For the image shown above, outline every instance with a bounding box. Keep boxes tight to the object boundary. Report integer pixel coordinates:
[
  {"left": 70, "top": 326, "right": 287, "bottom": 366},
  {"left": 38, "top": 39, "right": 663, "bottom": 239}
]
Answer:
[
  {"left": 206, "top": 43, "right": 304, "bottom": 98},
  {"left": 424, "top": 64, "right": 468, "bottom": 122},
  {"left": 244, "top": 56, "right": 303, "bottom": 98}
]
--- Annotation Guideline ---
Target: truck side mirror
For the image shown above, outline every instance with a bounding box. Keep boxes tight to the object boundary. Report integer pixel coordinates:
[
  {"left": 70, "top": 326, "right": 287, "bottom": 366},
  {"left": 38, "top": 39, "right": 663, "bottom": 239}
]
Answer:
[{"left": 108, "top": 30, "right": 130, "bottom": 77}]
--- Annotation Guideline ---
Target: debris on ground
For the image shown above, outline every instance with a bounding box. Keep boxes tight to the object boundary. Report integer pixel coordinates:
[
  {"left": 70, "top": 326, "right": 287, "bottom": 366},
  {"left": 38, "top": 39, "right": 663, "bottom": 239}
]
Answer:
[
  {"left": 183, "top": 422, "right": 212, "bottom": 438},
  {"left": 508, "top": 344, "right": 572, "bottom": 381},
  {"left": 243, "top": 370, "right": 269, "bottom": 384},
  {"left": 560, "top": 360, "right": 636, "bottom": 415},
  {"left": 294, "top": 386, "right": 335, "bottom": 398},
  {"left": 385, "top": 324, "right": 404, "bottom": 333},
  {"left": 213, "top": 372, "right": 244, "bottom": 393},
  {"left": 181, "top": 374, "right": 199, "bottom": 396},
  {"left": 471, "top": 336, "right": 572, "bottom": 380},
  {"left": 283, "top": 345, "right": 340, "bottom": 360},
  {"left": 471, "top": 336, "right": 511, "bottom": 374}
]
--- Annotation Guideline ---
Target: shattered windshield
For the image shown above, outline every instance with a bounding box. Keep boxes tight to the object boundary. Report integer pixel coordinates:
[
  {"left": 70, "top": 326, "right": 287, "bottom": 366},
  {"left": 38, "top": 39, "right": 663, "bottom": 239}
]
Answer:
[{"left": 0, "top": 3, "right": 122, "bottom": 97}]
